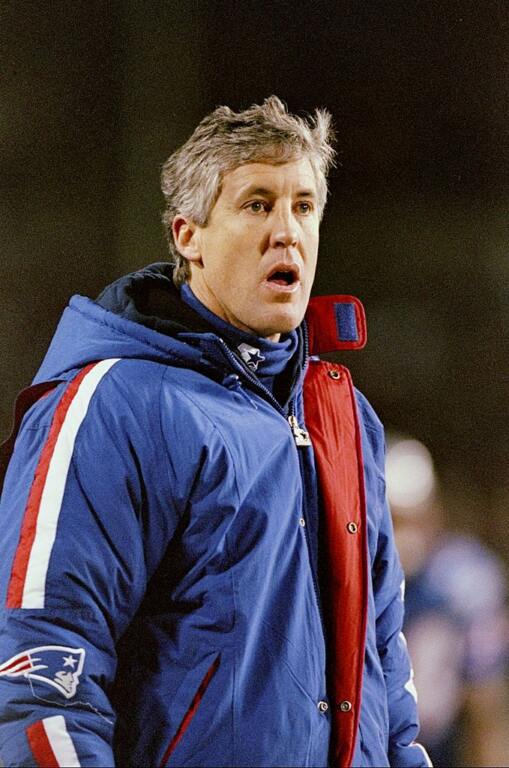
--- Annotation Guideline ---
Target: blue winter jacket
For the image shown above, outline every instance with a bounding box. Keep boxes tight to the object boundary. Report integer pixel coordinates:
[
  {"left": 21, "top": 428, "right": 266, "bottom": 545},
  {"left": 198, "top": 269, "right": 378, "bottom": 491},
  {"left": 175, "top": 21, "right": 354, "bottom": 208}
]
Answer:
[{"left": 0, "top": 264, "right": 430, "bottom": 767}]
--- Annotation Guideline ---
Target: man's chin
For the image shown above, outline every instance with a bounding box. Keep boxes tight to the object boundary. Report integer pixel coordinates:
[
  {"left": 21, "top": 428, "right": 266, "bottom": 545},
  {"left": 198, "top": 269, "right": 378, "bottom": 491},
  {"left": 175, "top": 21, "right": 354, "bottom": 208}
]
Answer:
[{"left": 253, "top": 306, "right": 305, "bottom": 339}]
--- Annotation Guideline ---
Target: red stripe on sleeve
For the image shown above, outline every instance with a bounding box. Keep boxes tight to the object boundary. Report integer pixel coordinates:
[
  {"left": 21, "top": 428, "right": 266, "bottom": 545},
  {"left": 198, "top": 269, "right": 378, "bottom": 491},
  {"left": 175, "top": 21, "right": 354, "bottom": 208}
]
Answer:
[
  {"left": 6, "top": 364, "right": 96, "bottom": 608},
  {"left": 26, "top": 720, "right": 59, "bottom": 768}
]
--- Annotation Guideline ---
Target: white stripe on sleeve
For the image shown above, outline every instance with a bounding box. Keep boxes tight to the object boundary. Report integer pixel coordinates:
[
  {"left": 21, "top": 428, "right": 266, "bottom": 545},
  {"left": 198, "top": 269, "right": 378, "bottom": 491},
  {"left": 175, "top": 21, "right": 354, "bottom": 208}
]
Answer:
[
  {"left": 412, "top": 741, "right": 433, "bottom": 767},
  {"left": 22, "top": 358, "right": 120, "bottom": 608},
  {"left": 43, "top": 715, "right": 81, "bottom": 767}
]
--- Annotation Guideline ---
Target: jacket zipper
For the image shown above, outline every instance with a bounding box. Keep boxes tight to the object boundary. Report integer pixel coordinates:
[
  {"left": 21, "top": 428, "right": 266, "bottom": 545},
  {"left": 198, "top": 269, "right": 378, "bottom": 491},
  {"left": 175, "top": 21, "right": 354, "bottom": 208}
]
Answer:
[
  {"left": 296, "top": 444, "right": 327, "bottom": 636},
  {"left": 215, "top": 337, "right": 309, "bottom": 446},
  {"left": 216, "top": 332, "right": 327, "bottom": 642}
]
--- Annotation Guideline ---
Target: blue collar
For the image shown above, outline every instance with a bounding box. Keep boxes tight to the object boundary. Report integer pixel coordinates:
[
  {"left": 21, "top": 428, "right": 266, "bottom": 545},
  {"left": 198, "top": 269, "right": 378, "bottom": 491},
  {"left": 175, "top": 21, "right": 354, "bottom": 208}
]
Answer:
[{"left": 180, "top": 284, "right": 299, "bottom": 381}]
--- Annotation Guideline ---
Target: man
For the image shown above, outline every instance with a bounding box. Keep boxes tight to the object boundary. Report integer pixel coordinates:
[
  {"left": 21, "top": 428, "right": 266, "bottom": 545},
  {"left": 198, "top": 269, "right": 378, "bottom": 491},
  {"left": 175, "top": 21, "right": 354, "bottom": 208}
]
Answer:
[{"left": 0, "top": 97, "right": 430, "bottom": 767}]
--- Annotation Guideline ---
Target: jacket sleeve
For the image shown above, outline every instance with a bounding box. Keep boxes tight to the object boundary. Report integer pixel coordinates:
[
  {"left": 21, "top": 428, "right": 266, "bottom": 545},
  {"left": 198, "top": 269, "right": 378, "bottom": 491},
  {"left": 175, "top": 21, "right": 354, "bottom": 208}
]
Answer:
[
  {"left": 373, "top": 463, "right": 432, "bottom": 767},
  {"left": 0, "top": 361, "right": 181, "bottom": 767}
]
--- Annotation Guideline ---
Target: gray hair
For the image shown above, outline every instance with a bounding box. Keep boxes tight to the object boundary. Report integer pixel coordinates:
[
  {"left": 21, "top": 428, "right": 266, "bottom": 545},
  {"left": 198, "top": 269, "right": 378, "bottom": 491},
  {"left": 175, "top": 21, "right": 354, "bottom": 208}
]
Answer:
[{"left": 161, "top": 96, "right": 336, "bottom": 287}]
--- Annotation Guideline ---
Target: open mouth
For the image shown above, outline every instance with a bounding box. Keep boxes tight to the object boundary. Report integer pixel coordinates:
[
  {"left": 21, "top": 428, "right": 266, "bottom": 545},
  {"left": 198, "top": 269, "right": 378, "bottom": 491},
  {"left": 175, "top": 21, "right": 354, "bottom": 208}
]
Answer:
[
  {"left": 268, "top": 270, "right": 297, "bottom": 286},
  {"left": 265, "top": 264, "right": 300, "bottom": 288}
]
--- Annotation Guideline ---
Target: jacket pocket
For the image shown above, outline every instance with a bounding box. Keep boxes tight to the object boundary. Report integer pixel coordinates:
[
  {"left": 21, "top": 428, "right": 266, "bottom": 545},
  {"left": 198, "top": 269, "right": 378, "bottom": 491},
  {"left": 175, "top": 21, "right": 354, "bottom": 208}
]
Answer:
[{"left": 159, "top": 653, "right": 220, "bottom": 767}]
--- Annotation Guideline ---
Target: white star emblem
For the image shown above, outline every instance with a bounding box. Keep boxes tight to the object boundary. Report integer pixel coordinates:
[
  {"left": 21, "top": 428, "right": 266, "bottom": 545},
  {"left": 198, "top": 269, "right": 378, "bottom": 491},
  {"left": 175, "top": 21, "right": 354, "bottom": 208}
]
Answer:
[
  {"left": 237, "top": 343, "right": 265, "bottom": 372},
  {"left": 62, "top": 654, "right": 77, "bottom": 668}
]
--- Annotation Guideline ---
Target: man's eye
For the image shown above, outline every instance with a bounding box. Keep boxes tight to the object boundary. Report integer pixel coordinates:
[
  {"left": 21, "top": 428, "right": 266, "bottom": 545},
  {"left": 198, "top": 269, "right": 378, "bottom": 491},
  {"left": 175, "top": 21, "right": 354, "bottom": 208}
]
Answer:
[
  {"left": 296, "top": 201, "right": 313, "bottom": 214},
  {"left": 245, "top": 200, "right": 268, "bottom": 214}
]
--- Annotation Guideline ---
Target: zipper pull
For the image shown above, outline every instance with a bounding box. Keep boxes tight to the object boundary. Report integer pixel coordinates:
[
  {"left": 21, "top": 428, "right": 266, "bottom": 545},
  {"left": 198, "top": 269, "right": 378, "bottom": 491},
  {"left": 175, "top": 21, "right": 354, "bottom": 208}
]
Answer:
[{"left": 288, "top": 415, "right": 312, "bottom": 447}]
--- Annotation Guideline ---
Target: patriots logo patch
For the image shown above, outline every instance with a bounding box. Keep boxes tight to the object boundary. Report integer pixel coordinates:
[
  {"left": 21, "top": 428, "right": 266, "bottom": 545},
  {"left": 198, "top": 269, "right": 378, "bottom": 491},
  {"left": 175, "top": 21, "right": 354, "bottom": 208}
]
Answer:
[
  {"left": 0, "top": 645, "right": 85, "bottom": 699},
  {"left": 237, "top": 343, "right": 265, "bottom": 372}
]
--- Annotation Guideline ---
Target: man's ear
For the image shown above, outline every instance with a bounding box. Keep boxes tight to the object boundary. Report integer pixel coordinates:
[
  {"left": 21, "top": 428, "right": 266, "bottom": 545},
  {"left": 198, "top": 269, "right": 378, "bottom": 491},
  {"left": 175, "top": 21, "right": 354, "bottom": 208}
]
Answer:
[{"left": 172, "top": 215, "right": 203, "bottom": 265}]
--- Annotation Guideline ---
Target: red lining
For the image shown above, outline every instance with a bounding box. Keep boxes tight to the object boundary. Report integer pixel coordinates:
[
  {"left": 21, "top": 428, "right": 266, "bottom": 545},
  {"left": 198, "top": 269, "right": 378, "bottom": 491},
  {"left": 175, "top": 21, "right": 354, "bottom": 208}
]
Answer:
[
  {"left": 159, "top": 655, "right": 220, "bottom": 767},
  {"left": 343, "top": 364, "right": 369, "bottom": 763},
  {"left": 303, "top": 360, "right": 368, "bottom": 767},
  {"left": 26, "top": 720, "right": 59, "bottom": 768},
  {"left": 6, "top": 364, "right": 96, "bottom": 608}
]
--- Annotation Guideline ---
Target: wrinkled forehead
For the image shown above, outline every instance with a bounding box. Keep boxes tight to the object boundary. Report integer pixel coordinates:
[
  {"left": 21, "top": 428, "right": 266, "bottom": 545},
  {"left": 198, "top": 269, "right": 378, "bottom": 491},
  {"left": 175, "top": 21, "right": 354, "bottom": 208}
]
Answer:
[{"left": 221, "top": 157, "right": 318, "bottom": 195}]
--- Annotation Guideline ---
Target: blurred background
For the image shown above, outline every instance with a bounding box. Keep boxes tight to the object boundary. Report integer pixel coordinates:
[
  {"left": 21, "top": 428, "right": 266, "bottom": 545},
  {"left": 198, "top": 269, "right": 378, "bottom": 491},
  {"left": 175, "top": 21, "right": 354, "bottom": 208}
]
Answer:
[{"left": 2, "top": 1, "right": 508, "bottom": 764}]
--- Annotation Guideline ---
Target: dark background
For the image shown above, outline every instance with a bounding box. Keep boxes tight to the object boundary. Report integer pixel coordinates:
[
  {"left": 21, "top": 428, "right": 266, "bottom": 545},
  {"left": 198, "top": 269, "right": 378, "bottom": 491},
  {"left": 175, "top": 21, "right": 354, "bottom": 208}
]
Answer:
[{"left": 2, "top": 1, "right": 508, "bottom": 558}]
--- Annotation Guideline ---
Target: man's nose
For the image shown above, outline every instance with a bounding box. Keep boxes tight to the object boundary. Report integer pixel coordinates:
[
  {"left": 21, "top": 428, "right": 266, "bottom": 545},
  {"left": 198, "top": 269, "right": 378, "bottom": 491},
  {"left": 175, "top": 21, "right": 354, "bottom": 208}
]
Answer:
[{"left": 268, "top": 208, "right": 299, "bottom": 249}]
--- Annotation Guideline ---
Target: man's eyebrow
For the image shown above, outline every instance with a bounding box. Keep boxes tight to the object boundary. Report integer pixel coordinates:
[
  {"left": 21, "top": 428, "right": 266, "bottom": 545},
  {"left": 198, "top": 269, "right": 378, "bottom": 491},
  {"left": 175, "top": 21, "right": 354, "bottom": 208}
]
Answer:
[
  {"left": 239, "top": 186, "right": 274, "bottom": 198},
  {"left": 238, "top": 186, "right": 316, "bottom": 198}
]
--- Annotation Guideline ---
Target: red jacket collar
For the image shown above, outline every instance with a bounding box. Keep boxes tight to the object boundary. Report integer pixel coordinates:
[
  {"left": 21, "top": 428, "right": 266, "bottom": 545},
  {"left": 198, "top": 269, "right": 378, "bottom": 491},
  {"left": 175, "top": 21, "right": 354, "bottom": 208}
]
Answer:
[{"left": 305, "top": 295, "right": 367, "bottom": 355}]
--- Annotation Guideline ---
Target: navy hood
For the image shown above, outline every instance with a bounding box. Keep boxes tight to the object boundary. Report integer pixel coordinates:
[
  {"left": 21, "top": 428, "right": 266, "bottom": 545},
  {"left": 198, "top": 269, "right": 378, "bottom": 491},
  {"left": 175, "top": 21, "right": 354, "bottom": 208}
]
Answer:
[
  {"left": 33, "top": 263, "right": 305, "bottom": 392},
  {"left": 33, "top": 263, "right": 226, "bottom": 384}
]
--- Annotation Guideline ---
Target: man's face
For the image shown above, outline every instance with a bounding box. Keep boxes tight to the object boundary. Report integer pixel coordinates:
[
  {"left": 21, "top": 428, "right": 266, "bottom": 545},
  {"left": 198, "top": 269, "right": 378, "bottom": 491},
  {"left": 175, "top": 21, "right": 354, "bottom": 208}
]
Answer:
[{"left": 175, "top": 158, "right": 320, "bottom": 341}]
